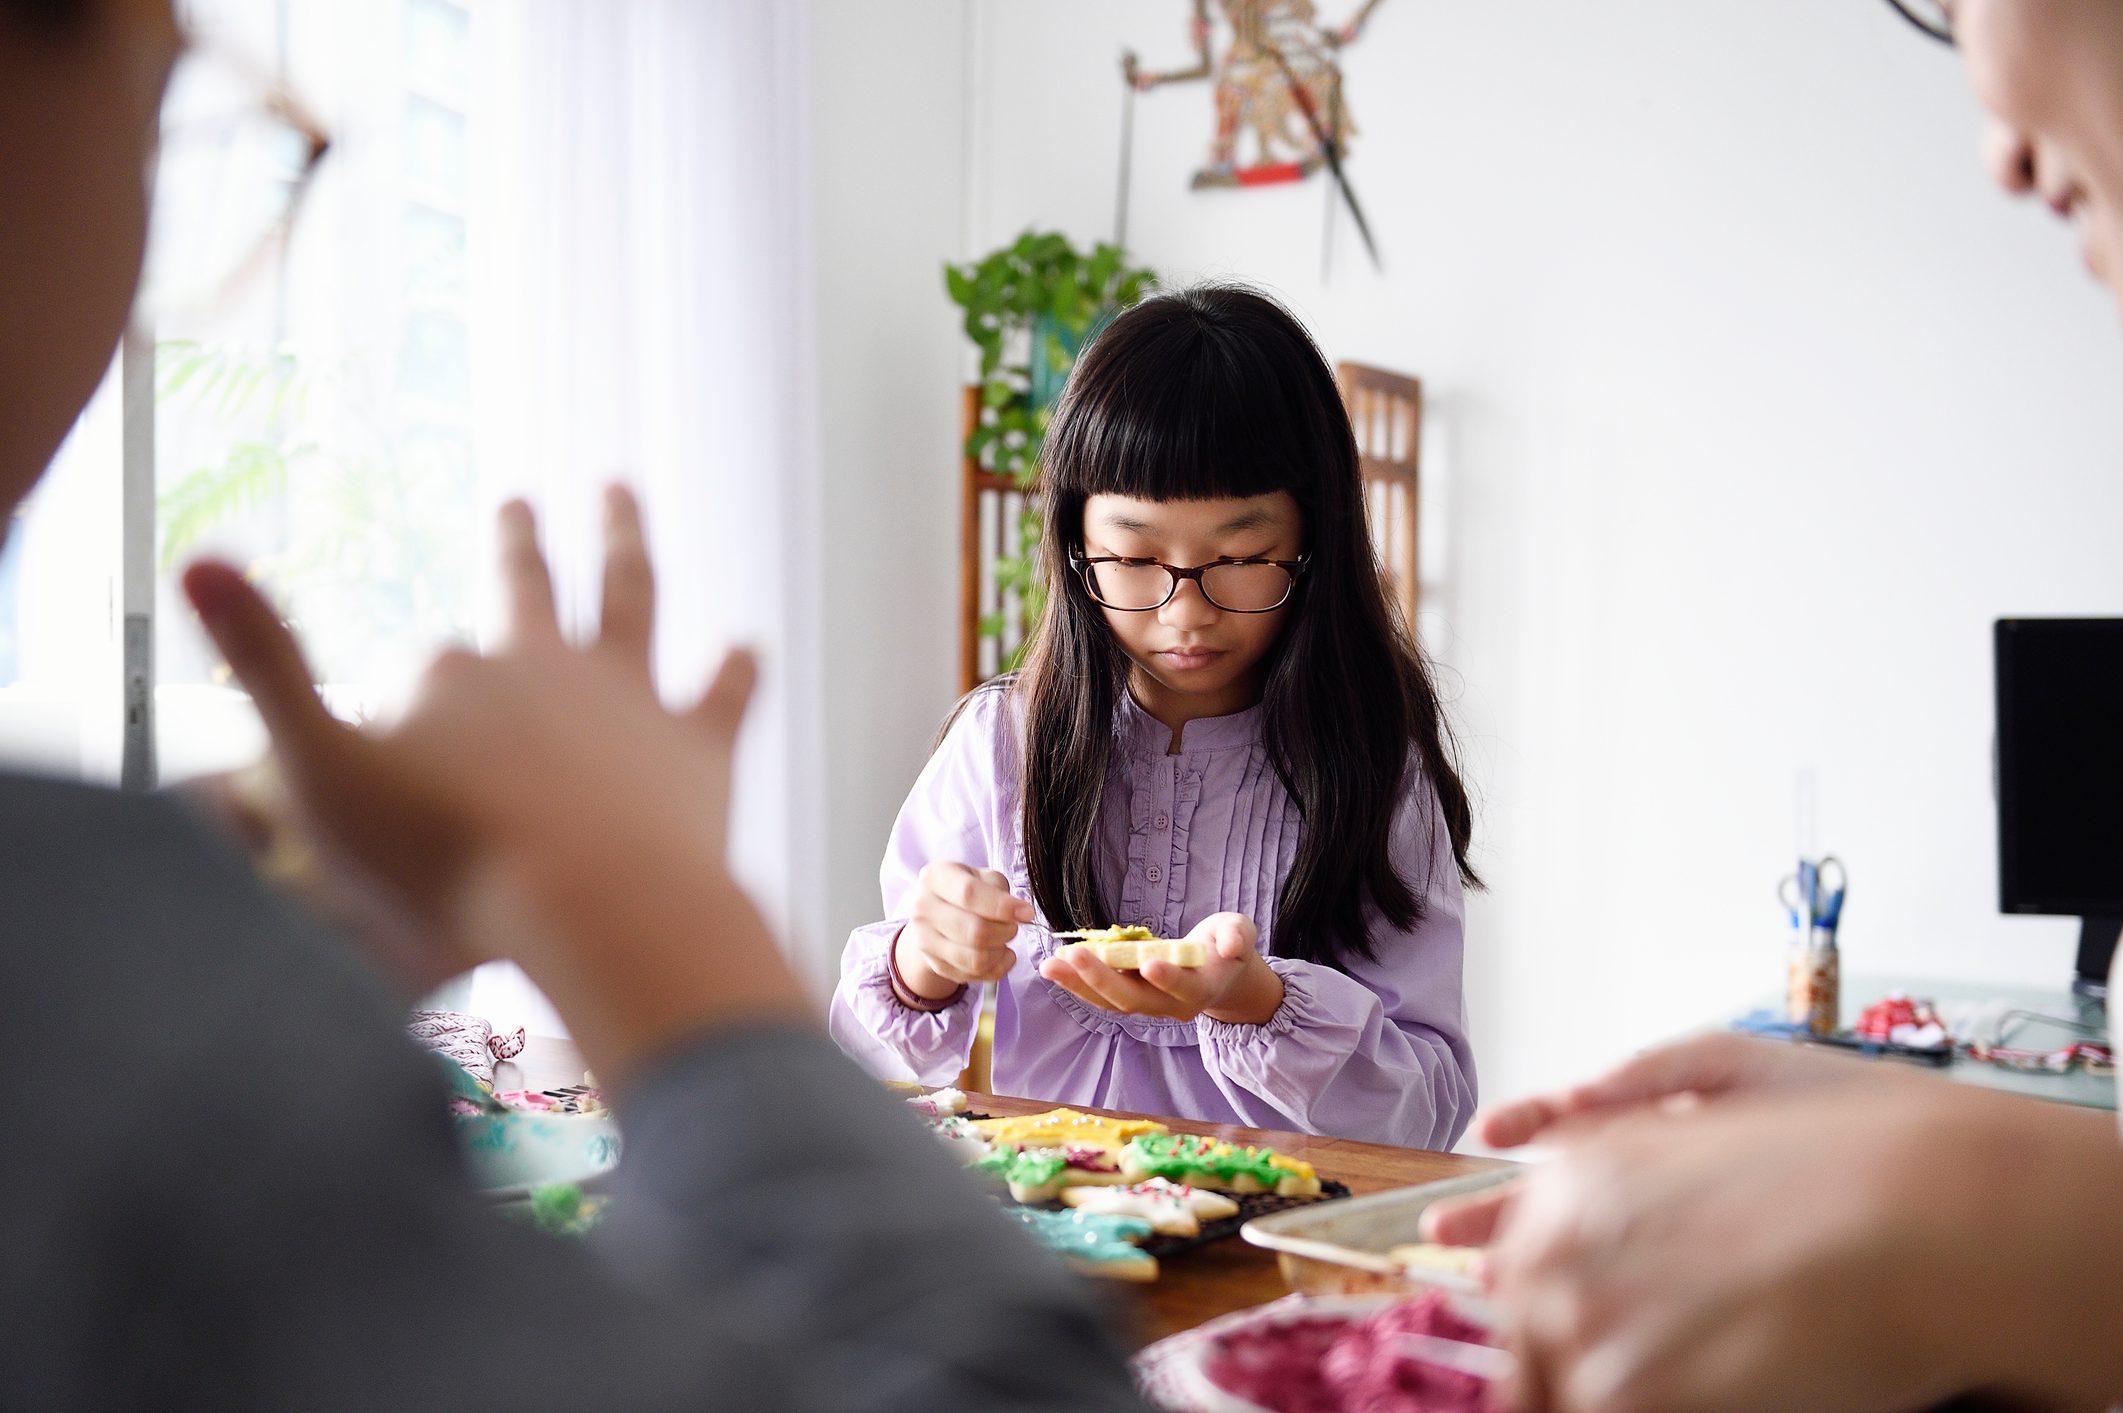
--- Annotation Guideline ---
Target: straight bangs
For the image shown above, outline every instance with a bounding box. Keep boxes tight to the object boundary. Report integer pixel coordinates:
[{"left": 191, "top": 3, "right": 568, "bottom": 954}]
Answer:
[{"left": 1042, "top": 295, "right": 1326, "bottom": 518}]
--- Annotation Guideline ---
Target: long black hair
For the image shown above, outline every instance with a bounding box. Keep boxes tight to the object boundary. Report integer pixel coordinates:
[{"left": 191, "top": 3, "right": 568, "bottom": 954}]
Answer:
[{"left": 1015, "top": 283, "right": 1478, "bottom": 970}]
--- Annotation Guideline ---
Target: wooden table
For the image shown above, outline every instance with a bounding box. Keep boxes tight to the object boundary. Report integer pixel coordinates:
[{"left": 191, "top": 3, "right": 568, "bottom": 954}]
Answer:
[
  {"left": 500, "top": 1040, "right": 1506, "bottom": 1348},
  {"left": 959, "top": 1090, "right": 1508, "bottom": 1347}
]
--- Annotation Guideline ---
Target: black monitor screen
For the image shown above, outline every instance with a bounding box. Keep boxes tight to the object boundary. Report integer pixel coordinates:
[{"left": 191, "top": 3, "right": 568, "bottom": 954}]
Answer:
[{"left": 1996, "top": 619, "right": 2123, "bottom": 914}]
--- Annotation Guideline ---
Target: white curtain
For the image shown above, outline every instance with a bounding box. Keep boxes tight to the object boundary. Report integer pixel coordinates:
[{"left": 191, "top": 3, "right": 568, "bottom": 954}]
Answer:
[{"left": 460, "top": 0, "right": 826, "bottom": 1031}]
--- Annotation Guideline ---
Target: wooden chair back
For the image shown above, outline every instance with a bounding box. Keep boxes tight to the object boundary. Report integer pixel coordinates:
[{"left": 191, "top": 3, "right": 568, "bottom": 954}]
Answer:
[
  {"left": 1336, "top": 361, "right": 1422, "bottom": 634},
  {"left": 958, "top": 385, "right": 1029, "bottom": 695}
]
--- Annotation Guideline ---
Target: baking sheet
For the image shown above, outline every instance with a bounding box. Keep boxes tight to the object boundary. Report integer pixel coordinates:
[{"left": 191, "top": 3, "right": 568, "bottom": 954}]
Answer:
[
  {"left": 964, "top": 1109, "right": 1356, "bottom": 1258},
  {"left": 1240, "top": 1168, "right": 1517, "bottom": 1294}
]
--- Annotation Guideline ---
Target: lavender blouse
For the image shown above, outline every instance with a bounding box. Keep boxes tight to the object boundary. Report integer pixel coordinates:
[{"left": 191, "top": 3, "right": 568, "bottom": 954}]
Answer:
[{"left": 827, "top": 687, "right": 1476, "bottom": 1150}]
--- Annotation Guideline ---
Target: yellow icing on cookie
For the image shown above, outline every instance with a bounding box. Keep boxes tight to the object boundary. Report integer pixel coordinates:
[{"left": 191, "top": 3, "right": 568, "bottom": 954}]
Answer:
[
  {"left": 968, "top": 1107, "right": 1168, "bottom": 1153},
  {"left": 1068, "top": 925, "right": 1155, "bottom": 943}
]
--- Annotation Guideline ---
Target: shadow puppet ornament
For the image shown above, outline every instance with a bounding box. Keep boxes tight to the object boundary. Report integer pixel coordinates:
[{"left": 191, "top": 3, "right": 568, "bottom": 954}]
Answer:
[{"left": 1119, "top": 0, "right": 1385, "bottom": 272}]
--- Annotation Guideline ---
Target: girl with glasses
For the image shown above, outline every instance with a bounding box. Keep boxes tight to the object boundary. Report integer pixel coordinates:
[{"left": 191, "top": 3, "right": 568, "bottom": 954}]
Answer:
[{"left": 830, "top": 285, "right": 1481, "bottom": 1149}]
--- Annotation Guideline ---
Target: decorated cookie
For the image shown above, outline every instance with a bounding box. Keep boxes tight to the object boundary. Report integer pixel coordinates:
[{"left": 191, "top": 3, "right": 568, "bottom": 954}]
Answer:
[
  {"left": 1059, "top": 1177, "right": 1242, "bottom": 1237},
  {"left": 905, "top": 1086, "right": 969, "bottom": 1118},
  {"left": 494, "top": 1085, "right": 606, "bottom": 1116},
  {"left": 968, "top": 1107, "right": 1168, "bottom": 1154},
  {"left": 1063, "top": 936, "right": 1210, "bottom": 970},
  {"left": 928, "top": 1115, "right": 993, "bottom": 1163},
  {"left": 1003, "top": 1206, "right": 1159, "bottom": 1282},
  {"left": 973, "top": 1143, "right": 1130, "bottom": 1202},
  {"left": 1120, "top": 1131, "right": 1321, "bottom": 1197}
]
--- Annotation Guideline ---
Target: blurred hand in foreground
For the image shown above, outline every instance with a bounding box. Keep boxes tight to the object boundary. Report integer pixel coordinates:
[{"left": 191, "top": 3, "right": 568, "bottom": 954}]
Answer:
[
  {"left": 1426, "top": 1037, "right": 2123, "bottom": 1413},
  {"left": 185, "top": 487, "right": 805, "bottom": 1082}
]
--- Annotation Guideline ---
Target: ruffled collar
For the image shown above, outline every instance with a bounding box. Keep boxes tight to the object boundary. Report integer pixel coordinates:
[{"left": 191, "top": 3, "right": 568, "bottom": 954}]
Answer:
[{"left": 1115, "top": 689, "right": 1265, "bottom": 756}]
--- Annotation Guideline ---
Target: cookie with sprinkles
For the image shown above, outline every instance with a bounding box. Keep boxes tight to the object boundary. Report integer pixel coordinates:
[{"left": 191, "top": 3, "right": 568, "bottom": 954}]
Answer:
[
  {"left": 1002, "top": 1206, "right": 1158, "bottom": 1282},
  {"left": 1119, "top": 1131, "right": 1321, "bottom": 1197}
]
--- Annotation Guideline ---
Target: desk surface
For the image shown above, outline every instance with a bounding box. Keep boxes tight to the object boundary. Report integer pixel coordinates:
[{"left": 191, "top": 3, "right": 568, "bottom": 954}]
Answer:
[
  {"left": 1774, "top": 975, "right": 2118, "bottom": 1111},
  {"left": 955, "top": 1090, "right": 1505, "bottom": 1347},
  {"left": 497, "top": 1039, "right": 1504, "bottom": 1349}
]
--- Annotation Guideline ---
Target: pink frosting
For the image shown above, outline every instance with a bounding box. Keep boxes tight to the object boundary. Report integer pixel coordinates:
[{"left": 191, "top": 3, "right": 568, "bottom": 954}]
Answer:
[
  {"left": 1063, "top": 1145, "right": 1119, "bottom": 1172},
  {"left": 1204, "top": 1294, "right": 1499, "bottom": 1413}
]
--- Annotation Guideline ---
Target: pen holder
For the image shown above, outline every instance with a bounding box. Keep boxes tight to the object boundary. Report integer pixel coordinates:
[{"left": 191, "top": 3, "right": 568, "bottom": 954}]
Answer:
[{"left": 1786, "top": 941, "right": 1839, "bottom": 1036}]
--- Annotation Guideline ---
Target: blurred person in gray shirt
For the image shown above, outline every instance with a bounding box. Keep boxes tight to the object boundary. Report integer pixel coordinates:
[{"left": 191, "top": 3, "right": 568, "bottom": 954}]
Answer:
[{"left": 0, "top": 2, "right": 1146, "bottom": 1408}]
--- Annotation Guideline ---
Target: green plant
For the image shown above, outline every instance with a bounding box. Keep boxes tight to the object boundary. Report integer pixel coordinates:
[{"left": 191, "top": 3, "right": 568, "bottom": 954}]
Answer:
[
  {"left": 153, "top": 338, "right": 477, "bottom": 687},
  {"left": 155, "top": 340, "right": 315, "bottom": 571},
  {"left": 944, "top": 231, "right": 1156, "bottom": 669}
]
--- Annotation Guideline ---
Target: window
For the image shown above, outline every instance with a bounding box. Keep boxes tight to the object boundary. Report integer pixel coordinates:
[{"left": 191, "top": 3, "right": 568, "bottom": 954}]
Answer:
[
  {"left": 0, "top": 368, "right": 126, "bottom": 777},
  {"left": 0, "top": 515, "right": 19, "bottom": 685},
  {"left": 0, "top": 0, "right": 484, "bottom": 784},
  {"left": 0, "top": 0, "right": 823, "bottom": 1012}
]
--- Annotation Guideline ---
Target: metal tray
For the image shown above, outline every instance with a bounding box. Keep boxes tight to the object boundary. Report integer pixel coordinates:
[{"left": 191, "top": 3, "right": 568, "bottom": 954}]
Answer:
[{"left": 1239, "top": 1167, "right": 1517, "bottom": 1297}]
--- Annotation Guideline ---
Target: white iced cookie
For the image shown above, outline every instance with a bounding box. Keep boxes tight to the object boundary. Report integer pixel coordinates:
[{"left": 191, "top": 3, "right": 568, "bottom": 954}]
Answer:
[
  {"left": 905, "top": 1086, "right": 969, "bottom": 1117},
  {"left": 928, "top": 1115, "right": 992, "bottom": 1163},
  {"left": 1060, "top": 1177, "right": 1241, "bottom": 1237}
]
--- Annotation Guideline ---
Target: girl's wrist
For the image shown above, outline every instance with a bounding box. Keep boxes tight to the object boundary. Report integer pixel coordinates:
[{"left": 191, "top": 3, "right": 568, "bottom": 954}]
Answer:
[
  {"left": 889, "top": 926, "right": 966, "bottom": 1008},
  {"left": 1203, "top": 956, "right": 1284, "bottom": 1027}
]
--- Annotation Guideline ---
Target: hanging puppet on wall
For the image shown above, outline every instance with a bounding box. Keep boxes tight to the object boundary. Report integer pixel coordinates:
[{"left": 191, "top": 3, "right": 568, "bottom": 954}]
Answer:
[
  {"left": 1119, "top": 0, "right": 1386, "bottom": 269},
  {"left": 1125, "top": 0, "right": 1381, "bottom": 187}
]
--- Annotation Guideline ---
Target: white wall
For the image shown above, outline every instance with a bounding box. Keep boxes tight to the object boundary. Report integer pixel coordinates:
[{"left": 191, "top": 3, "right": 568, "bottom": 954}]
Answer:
[
  {"left": 809, "top": 1, "right": 2123, "bottom": 1112},
  {"left": 808, "top": 1, "right": 973, "bottom": 984}
]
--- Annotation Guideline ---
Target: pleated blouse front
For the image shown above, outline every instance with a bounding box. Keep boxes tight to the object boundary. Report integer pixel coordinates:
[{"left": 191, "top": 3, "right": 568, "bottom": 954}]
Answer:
[{"left": 827, "top": 686, "right": 1476, "bottom": 1150}]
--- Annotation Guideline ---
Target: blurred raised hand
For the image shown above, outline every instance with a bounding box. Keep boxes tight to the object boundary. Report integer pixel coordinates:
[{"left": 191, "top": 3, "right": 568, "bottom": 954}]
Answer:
[
  {"left": 1421, "top": 1032, "right": 1879, "bottom": 1251},
  {"left": 1476, "top": 1030, "right": 1872, "bottom": 1149},
  {"left": 184, "top": 487, "right": 803, "bottom": 1081},
  {"left": 1469, "top": 1073, "right": 2123, "bottom": 1413}
]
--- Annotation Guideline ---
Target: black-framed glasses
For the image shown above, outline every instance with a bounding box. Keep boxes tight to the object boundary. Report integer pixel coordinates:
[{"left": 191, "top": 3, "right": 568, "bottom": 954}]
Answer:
[
  {"left": 1884, "top": 0, "right": 1953, "bottom": 45},
  {"left": 1073, "top": 554, "right": 1309, "bottom": 613},
  {"left": 136, "top": 39, "right": 333, "bottom": 325}
]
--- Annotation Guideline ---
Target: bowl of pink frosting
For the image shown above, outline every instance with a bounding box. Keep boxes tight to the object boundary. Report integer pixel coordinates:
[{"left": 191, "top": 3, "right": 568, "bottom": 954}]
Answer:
[{"left": 1156, "top": 1292, "right": 1504, "bottom": 1413}]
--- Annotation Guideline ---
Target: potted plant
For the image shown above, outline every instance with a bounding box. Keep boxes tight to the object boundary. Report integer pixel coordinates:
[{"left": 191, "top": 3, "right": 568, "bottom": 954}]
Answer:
[{"left": 945, "top": 232, "right": 1156, "bottom": 671}]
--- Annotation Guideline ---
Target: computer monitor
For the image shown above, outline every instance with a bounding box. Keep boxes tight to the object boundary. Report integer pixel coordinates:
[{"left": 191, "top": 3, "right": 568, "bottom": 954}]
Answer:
[{"left": 1995, "top": 618, "right": 2123, "bottom": 999}]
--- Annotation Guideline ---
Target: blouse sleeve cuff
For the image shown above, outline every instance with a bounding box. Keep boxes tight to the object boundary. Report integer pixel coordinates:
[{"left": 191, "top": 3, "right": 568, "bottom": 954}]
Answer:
[
  {"left": 852, "top": 927, "right": 979, "bottom": 1021},
  {"left": 1194, "top": 957, "right": 1323, "bottom": 1045},
  {"left": 827, "top": 923, "right": 982, "bottom": 1085}
]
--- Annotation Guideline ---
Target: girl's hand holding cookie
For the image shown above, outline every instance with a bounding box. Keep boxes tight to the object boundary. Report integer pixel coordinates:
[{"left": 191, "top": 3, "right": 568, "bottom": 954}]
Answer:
[
  {"left": 893, "top": 861, "right": 1036, "bottom": 1001},
  {"left": 1040, "top": 912, "right": 1284, "bottom": 1025}
]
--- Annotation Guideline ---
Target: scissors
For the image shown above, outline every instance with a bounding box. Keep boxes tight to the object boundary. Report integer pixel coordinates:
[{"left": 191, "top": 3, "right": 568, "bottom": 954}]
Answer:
[{"left": 1777, "top": 855, "right": 1847, "bottom": 932}]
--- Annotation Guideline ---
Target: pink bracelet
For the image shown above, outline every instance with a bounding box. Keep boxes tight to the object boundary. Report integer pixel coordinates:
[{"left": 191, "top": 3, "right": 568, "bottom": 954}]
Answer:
[{"left": 889, "top": 930, "right": 966, "bottom": 1014}]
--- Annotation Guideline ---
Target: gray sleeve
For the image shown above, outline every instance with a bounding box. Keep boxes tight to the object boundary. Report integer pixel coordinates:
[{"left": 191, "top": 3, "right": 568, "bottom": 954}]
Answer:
[
  {"left": 195, "top": 1026, "right": 1149, "bottom": 1413},
  {"left": 599, "top": 1025, "right": 1152, "bottom": 1411},
  {"left": 0, "top": 777, "right": 1146, "bottom": 1413}
]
